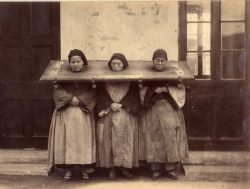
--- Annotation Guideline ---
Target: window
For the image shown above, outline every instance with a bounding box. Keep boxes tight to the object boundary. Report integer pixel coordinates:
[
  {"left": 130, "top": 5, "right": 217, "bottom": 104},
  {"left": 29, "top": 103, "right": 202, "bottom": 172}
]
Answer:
[
  {"left": 186, "top": 1, "right": 211, "bottom": 79},
  {"left": 220, "top": 1, "right": 245, "bottom": 80},
  {"left": 180, "top": 0, "right": 248, "bottom": 81}
]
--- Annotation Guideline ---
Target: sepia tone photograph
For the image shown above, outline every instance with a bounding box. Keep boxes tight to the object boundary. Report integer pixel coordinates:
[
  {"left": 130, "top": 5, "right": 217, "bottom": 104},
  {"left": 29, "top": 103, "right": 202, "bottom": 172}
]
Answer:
[{"left": 0, "top": 0, "right": 249, "bottom": 188}]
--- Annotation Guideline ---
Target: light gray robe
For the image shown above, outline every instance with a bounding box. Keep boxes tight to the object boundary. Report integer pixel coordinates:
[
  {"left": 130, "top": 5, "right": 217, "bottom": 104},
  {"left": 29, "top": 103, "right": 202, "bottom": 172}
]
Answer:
[
  {"left": 47, "top": 82, "right": 96, "bottom": 165},
  {"left": 139, "top": 84, "right": 189, "bottom": 163}
]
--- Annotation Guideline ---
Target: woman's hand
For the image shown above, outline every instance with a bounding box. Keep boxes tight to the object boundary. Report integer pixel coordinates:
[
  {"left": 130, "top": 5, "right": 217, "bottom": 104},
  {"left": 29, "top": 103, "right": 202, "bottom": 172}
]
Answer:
[
  {"left": 98, "top": 107, "right": 111, "bottom": 117},
  {"left": 155, "top": 87, "right": 162, "bottom": 94},
  {"left": 70, "top": 97, "right": 80, "bottom": 106},
  {"left": 116, "top": 103, "right": 123, "bottom": 110},
  {"left": 110, "top": 103, "right": 122, "bottom": 112},
  {"left": 98, "top": 110, "right": 105, "bottom": 117},
  {"left": 161, "top": 86, "right": 168, "bottom": 93}
]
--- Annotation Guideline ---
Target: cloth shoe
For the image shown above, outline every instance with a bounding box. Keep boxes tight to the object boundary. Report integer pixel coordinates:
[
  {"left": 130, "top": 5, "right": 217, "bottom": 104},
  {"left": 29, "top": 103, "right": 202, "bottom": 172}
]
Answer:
[
  {"left": 120, "top": 167, "right": 133, "bottom": 179},
  {"left": 64, "top": 170, "right": 72, "bottom": 181},
  {"left": 165, "top": 170, "right": 178, "bottom": 180},
  {"left": 108, "top": 168, "right": 116, "bottom": 181},
  {"left": 151, "top": 171, "right": 162, "bottom": 180}
]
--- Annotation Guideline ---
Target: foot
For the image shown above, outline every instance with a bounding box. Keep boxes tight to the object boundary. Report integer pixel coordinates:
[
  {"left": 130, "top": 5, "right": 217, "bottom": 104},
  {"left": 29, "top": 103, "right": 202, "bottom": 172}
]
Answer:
[
  {"left": 151, "top": 171, "right": 162, "bottom": 180},
  {"left": 108, "top": 168, "right": 116, "bottom": 181},
  {"left": 64, "top": 170, "right": 72, "bottom": 181},
  {"left": 82, "top": 172, "right": 89, "bottom": 180},
  {"left": 166, "top": 170, "right": 178, "bottom": 180},
  {"left": 120, "top": 167, "right": 133, "bottom": 179}
]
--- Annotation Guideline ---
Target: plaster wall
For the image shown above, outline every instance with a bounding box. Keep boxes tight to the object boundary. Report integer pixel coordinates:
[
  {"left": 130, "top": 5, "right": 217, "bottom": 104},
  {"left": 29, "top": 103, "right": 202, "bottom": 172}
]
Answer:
[{"left": 61, "top": 1, "right": 179, "bottom": 61}]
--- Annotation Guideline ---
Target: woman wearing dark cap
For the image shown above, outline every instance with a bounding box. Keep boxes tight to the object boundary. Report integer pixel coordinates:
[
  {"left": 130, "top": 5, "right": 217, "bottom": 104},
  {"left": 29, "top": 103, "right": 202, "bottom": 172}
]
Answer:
[
  {"left": 47, "top": 49, "right": 97, "bottom": 181},
  {"left": 96, "top": 53, "right": 141, "bottom": 180},
  {"left": 139, "top": 49, "right": 189, "bottom": 180}
]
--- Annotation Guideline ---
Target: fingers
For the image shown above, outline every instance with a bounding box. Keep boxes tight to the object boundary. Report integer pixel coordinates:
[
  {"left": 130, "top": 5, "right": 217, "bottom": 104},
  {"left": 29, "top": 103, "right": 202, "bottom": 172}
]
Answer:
[
  {"left": 71, "top": 97, "right": 80, "bottom": 106},
  {"left": 110, "top": 103, "right": 117, "bottom": 111},
  {"left": 117, "top": 104, "right": 123, "bottom": 109},
  {"left": 110, "top": 103, "right": 121, "bottom": 112},
  {"left": 112, "top": 106, "right": 120, "bottom": 111},
  {"left": 155, "top": 87, "right": 162, "bottom": 94},
  {"left": 161, "top": 86, "right": 168, "bottom": 92},
  {"left": 98, "top": 111, "right": 105, "bottom": 117}
]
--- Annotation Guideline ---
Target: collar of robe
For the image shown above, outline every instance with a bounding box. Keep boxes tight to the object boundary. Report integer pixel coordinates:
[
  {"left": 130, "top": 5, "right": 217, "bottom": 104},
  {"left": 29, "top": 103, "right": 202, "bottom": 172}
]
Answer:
[{"left": 72, "top": 65, "right": 87, "bottom": 88}]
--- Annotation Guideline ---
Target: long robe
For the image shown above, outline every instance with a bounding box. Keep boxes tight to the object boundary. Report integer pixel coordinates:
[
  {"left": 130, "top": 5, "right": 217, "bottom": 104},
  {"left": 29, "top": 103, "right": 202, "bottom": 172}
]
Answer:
[
  {"left": 96, "top": 81, "right": 141, "bottom": 168},
  {"left": 139, "top": 81, "right": 189, "bottom": 164},
  {"left": 48, "top": 82, "right": 97, "bottom": 165}
]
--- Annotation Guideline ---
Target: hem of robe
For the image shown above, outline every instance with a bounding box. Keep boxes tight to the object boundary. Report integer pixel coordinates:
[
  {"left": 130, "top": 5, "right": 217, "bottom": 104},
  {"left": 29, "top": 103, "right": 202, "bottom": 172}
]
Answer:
[
  {"left": 138, "top": 100, "right": 189, "bottom": 163},
  {"left": 47, "top": 107, "right": 96, "bottom": 165},
  {"left": 97, "top": 110, "right": 139, "bottom": 169}
]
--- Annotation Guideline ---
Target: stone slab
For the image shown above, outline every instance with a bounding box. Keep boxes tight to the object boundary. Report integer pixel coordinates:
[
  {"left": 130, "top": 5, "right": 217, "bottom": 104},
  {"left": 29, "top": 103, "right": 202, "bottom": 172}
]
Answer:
[
  {"left": 0, "top": 164, "right": 52, "bottom": 176},
  {"left": 183, "top": 165, "right": 250, "bottom": 181},
  {"left": 1, "top": 150, "right": 250, "bottom": 165},
  {"left": 183, "top": 151, "right": 250, "bottom": 166},
  {"left": 0, "top": 149, "right": 47, "bottom": 164}
]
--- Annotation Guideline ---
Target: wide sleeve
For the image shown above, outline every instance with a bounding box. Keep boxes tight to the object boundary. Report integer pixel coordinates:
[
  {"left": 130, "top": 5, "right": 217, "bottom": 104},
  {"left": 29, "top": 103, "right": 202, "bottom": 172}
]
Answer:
[
  {"left": 77, "top": 85, "right": 97, "bottom": 111},
  {"left": 142, "top": 86, "right": 158, "bottom": 110},
  {"left": 119, "top": 82, "right": 142, "bottom": 115},
  {"left": 139, "top": 86, "right": 149, "bottom": 105},
  {"left": 53, "top": 82, "right": 73, "bottom": 110},
  {"left": 168, "top": 83, "right": 186, "bottom": 109},
  {"left": 96, "top": 83, "right": 113, "bottom": 113}
]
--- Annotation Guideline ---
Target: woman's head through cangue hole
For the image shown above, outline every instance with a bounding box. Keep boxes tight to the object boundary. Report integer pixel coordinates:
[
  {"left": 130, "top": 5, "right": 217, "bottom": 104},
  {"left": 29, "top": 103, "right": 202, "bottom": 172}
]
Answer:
[
  {"left": 68, "top": 49, "right": 88, "bottom": 72},
  {"left": 108, "top": 53, "right": 128, "bottom": 72},
  {"left": 152, "top": 49, "right": 168, "bottom": 71}
]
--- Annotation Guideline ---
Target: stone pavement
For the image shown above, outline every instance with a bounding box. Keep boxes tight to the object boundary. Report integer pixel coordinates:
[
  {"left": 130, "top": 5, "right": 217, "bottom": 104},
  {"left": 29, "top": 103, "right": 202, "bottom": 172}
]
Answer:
[
  {"left": 0, "top": 170, "right": 249, "bottom": 189},
  {"left": 0, "top": 149, "right": 250, "bottom": 182}
]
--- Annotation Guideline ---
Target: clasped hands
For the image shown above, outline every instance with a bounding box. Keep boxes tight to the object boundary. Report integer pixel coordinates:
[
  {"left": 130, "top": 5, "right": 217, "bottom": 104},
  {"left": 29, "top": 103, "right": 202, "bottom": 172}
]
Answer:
[
  {"left": 70, "top": 97, "right": 80, "bottom": 106},
  {"left": 155, "top": 86, "right": 168, "bottom": 94},
  {"left": 110, "top": 103, "right": 122, "bottom": 112},
  {"left": 155, "top": 83, "right": 184, "bottom": 93}
]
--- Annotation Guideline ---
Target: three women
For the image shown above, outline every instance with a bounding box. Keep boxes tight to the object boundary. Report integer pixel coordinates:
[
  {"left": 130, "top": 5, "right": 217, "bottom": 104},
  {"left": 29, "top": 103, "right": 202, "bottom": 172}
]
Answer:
[{"left": 47, "top": 49, "right": 189, "bottom": 181}]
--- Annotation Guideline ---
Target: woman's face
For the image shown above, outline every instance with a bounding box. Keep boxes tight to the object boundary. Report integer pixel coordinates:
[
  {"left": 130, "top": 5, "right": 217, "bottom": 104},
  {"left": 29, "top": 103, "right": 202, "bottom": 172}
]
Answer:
[
  {"left": 111, "top": 59, "right": 124, "bottom": 72},
  {"left": 153, "top": 57, "right": 167, "bottom": 71},
  {"left": 70, "top": 55, "right": 84, "bottom": 72}
]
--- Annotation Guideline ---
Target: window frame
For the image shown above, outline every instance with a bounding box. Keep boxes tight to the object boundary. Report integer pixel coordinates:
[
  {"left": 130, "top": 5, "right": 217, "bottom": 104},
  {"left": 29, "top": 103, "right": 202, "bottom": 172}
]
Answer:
[{"left": 178, "top": 0, "right": 250, "bottom": 84}]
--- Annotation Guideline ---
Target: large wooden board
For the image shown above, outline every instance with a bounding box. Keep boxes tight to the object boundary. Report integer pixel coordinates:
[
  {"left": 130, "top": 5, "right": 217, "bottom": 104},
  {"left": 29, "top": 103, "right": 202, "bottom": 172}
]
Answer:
[{"left": 39, "top": 60, "right": 195, "bottom": 82}]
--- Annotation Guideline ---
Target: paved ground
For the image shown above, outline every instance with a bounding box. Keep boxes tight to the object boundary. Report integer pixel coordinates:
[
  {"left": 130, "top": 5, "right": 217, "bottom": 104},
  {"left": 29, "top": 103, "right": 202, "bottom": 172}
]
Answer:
[{"left": 0, "top": 168, "right": 249, "bottom": 189}]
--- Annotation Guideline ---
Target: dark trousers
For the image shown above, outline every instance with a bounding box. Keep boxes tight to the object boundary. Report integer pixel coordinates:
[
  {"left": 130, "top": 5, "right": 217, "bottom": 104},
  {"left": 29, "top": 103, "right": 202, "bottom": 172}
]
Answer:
[{"left": 55, "top": 163, "right": 95, "bottom": 173}]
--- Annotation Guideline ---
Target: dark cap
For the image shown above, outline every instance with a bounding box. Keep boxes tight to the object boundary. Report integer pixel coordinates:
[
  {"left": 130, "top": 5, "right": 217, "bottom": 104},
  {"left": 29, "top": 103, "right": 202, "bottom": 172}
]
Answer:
[
  {"left": 108, "top": 53, "right": 128, "bottom": 70},
  {"left": 152, "top": 49, "right": 168, "bottom": 61},
  {"left": 68, "top": 49, "right": 88, "bottom": 65}
]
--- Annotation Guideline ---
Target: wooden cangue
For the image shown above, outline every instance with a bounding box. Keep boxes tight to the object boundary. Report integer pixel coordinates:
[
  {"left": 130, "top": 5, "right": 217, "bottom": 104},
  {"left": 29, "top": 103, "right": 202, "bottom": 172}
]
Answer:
[{"left": 39, "top": 60, "right": 195, "bottom": 84}]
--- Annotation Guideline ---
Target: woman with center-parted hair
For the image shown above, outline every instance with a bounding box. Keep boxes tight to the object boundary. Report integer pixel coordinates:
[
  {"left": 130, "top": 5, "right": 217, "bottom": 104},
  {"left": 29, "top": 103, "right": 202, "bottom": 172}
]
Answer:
[
  {"left": 96, "top": 53, "right": 141, "bottom": 180},
  {"left": 47, "top": 49, "right": 97, "bottom": 181}
]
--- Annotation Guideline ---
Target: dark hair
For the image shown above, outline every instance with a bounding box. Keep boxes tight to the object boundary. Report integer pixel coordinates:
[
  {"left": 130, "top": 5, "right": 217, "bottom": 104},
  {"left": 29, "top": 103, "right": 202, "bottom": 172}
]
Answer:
[
  {"left": 152, "top": 49, "right": 168, "bottom": 61},
  {"left": 108, "top": 53, "right": 128, "bottom": 70},
  {"left": 68, "top": 49, "right": 88, "bottom": 65}
]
